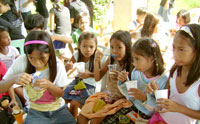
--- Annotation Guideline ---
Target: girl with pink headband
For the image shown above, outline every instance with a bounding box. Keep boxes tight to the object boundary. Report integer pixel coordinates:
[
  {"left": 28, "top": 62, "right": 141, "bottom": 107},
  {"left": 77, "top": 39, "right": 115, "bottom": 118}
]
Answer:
[{"left": 0, "top": 30, "right": 76, "bottom": 124}]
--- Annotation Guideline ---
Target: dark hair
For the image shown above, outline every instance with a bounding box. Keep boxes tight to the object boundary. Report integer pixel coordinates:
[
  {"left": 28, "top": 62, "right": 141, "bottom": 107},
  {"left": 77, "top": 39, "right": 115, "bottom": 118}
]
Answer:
[
  {"left": 0, "top": 0, "right": 21, "bottom": 20},
  {"left": 64, "top": 0, "right": 76, "bottom": 8},
  {"left": 51, "top": 0, "right": 59, "bottom": 2},
  {"left": 110, "top": 30, "right": 133, "bottom": 77},
  {"left": 136, "top": 7, "right": 147, "bottom": 16},
  {"left": 0, "top": 26, "right": 8, "bottom": 33},
  {"left": 141, "top": 13, "right": 160, "bottom": 37},
  {"left": 24, "top": 31, "right": 57, "bottom": 82},
  {"left": 132, "top": 37, "right": 165, "bottom": 76},
  {"left": 51, "top": 0, "right": 63, "bottom": 11},
  {"left": 176, "top": 9, "right": 191, "bottom": 24},
  {"left": 170, "top": 24, "right": 200, "bottom": 86},
  {"left": 24, "top": 14, "right": 45, "bottom": 31},
  {"left": 77, "top": 32, "right": 97, "bottom": 72}
]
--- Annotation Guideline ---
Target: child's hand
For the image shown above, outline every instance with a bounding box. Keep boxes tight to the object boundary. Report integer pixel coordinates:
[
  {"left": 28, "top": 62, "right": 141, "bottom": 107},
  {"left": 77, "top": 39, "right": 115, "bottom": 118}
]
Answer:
[
  {"left": 118, "top": 71, "right": 129, "bottom": 83},
  {"left": 65, "top": 61, "right": 73, "bottom": 72},
  {"left": 15, "top": 73, "right": 32, "bottom": 86},
  {"left": 169, "top": 28, "right": 177, "bottom": 37},
  {"left": 128, "top": 88, "right": 147, "bottom": 101},
  {"left": 9, "top": 100, "right": 18, "bottom": 108},
  {"left": 156, "top": 98, "right": 181, "bottom": 113},
  {"left": 78, "top": 70, "right": 92, "bottom": 79},
  {"left": 94, "top": 50, "right": 103, "bottom": 62},
  {"left": 146, "top": 81, "right": 159, "bottom": 94},
  {"left": 109, "top": 70, "right": 119, "bottom": 80},
  {"left": 32, "top": 78, "right": 52, "bottom": 90}
]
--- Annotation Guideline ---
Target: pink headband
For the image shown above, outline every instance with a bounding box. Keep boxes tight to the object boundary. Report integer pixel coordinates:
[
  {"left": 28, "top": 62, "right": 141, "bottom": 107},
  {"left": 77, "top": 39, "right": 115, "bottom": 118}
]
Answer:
[{"left": 24, "top": 40, "right": 49, "bottom": 46}]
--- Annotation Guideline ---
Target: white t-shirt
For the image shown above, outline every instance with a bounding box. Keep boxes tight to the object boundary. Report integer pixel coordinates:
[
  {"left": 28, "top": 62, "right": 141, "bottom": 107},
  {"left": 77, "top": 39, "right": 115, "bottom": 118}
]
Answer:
[
  {"left": 74, "top": 52, "right": 97, "bottom": 87},
  {"left": 15, "top": 0, "right": 32, "bottom": 13},
  {"left": 3, "top": 54, "right": 69, "bottom": 109},
  {"left": 0, "top": 46, "right": 19, "bottom": 69}
]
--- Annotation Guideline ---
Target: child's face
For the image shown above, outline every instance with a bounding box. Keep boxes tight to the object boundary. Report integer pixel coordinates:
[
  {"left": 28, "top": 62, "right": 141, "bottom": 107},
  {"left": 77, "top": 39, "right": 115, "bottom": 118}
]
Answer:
[
  {"left": 0, "top": 31, "right": 11, "bottom": 46},
  {"left": 79, "top": 38, "right": 96, "bottom": 58},
  {"left": 27, "top": 49, "right": 50, "bottom": 70},
  {"left": 177, "top": 17, "right": 185, "bottom": 27},
  {"left": 132, "top": 52, "right": 154, "bottom": 73},
  {"left": 110, "top": 38, "right": 126, "bottom": 61},
  {"left": 137, "top": 14, "right": 145, "bottom": 24},
  {"left": 173, "top": 33, "right": 196, "bottom": 66},
  {"left": 0, "top": 3, "right": 8, "bottom": 14},
  {"left": 79, "top": 17, "right": 90, "bottom": 31}
]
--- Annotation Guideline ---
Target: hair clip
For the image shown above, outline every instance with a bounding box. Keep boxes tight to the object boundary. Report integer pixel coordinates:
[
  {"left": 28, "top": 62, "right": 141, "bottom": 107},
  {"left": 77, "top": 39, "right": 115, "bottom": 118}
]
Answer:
[{"left": 151, "top": 42, "right": 157, "bottom": 48}]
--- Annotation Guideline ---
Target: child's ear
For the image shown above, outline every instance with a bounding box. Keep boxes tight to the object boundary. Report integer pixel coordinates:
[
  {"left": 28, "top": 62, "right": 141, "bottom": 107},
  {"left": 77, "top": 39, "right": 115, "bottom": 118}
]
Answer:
[{"left": 150, "top": 56, "right": 154, "bottom": 63}]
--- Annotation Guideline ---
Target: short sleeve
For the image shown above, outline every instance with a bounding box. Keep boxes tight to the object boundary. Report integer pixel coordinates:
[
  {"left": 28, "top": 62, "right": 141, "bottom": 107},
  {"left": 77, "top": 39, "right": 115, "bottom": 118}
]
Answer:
[
  {"left": 53, "top": 58, "right": 69, "bottom": 87},
  {"left": 3, "top": 55, "right": 27, "bottom": 80},
  {"left": 49, "top": 8, "right": 55, "bottom": 14},
  {"left": 10, "top": 46, "right": 20, "bottom": 58}
]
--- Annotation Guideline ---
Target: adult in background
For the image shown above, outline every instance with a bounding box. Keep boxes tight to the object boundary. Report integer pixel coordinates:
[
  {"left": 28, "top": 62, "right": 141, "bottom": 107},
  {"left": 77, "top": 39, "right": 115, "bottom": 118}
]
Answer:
[
  {"left": 34, "top": 0, "right": 49, "bottom": 30},
  {"left": 0, "top": 18, "right": 24, "bottom": 40},
  {"left": 158, "top": 0, "right": 175, "bottom": 22},
  {"left": 13, "top": 0, "right": 33, "bottom": 21},
  {"left": 50, "top": 0, "right": 71, "bottom": 35},
  {"left": 0, "top": 0, "right": 26, "bottom": 37},
  {"left": 49, "top": 0, "right": 72, "bottom": 59}
]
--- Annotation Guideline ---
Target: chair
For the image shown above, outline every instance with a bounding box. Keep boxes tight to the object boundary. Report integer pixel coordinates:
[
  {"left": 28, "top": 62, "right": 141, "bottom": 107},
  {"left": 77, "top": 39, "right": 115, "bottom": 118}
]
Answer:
[{"left": 10, "top": 39, "right": 25, "bottom": 55}]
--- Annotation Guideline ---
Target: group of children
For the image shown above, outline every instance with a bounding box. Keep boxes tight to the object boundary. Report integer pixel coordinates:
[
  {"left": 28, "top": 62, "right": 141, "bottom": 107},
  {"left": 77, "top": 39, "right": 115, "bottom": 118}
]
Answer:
[{"left": 0, "top": 22, "right": 200, "bottom": 124}]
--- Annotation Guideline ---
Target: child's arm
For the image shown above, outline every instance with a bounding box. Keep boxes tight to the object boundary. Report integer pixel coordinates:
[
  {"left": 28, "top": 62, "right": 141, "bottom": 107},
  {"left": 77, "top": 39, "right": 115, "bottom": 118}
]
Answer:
[
  {"left": 47, "top": 83, "right": 64, "bottom": 97},
  {"left": 78, "top": 70, "right": 94, "bottom": 79},
  {"left": 157, "top": 97, "right": 200, "bottom": 120},
  {"left": 8, "top": 87, "right": 18, "bottom": 106},
  {"left": 50, "top": 12, "right": 55, "bottom": 32},
  {"left": 94, "top": 50, "right": 109, "bottom": 81},
  {"left": 51, "top": 35, "right": 73, "bottom": 44},
  {"left": 22, "top": 0, "right": 34, "bottom": 8},
  {"left": 65, "top": 56, "right": 75, "bottom": 72},
  {"left": 164, "top": 0, "right": 169, "bottom": 10},
  {"left": 0, "top": 73, "right": 32, "bottom": 93}
]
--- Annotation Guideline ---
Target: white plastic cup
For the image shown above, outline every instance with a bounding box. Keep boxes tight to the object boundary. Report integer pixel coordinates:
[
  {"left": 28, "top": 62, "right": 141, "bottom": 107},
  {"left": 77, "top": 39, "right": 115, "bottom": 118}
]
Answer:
[
  {"left": 125, "top": 80, "right": 137, "bottom": 90},
  {"left": 154, "top": 89, "right": 168, "bottom": 100},
  {"left": 76, "top": 62, "right": 85, "bottom": 72},
  {"left": 108, "top": 64, "right": 117, "bottom": 71}
]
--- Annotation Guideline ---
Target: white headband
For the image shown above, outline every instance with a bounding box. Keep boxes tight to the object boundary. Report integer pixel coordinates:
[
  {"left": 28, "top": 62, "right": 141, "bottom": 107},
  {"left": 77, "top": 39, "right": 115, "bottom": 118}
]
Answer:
[{"left": 180, "top": 26, "right": 194, "bottom": 40}]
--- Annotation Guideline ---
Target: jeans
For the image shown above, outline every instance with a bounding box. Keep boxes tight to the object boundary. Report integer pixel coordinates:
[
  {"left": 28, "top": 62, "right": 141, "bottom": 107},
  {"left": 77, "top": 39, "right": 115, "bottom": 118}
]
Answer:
[
  {"left": 158, "top": 6, "right": 171, "bottom": 22},
  {"left": 24, "top": 105, "right": 76, "bottom": 124}
]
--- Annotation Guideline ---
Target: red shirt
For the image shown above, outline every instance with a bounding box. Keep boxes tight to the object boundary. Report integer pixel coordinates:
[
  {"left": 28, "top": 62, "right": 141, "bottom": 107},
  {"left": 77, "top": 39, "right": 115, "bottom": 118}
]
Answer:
[{"left": 0, "top": 61, "right": 8, "bottom": 99}]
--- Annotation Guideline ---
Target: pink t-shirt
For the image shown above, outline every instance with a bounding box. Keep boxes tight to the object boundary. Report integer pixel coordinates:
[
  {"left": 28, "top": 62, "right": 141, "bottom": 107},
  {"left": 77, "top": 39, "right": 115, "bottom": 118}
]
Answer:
[{"left": 0, "top": 61, "right": 8, "bottom": 99}]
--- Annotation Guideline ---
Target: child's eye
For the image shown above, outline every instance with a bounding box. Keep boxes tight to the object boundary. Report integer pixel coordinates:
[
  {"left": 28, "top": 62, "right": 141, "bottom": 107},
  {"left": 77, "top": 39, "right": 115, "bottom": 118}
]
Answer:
[
  {"left": 179, "top": 48, "right": 184, "bottom": 51},
  {"left": 134, "top": 57, "right": 139, "bottom": 61},
  {"left": 28, "top": 56, "right": 33, "bottom": 60}
]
